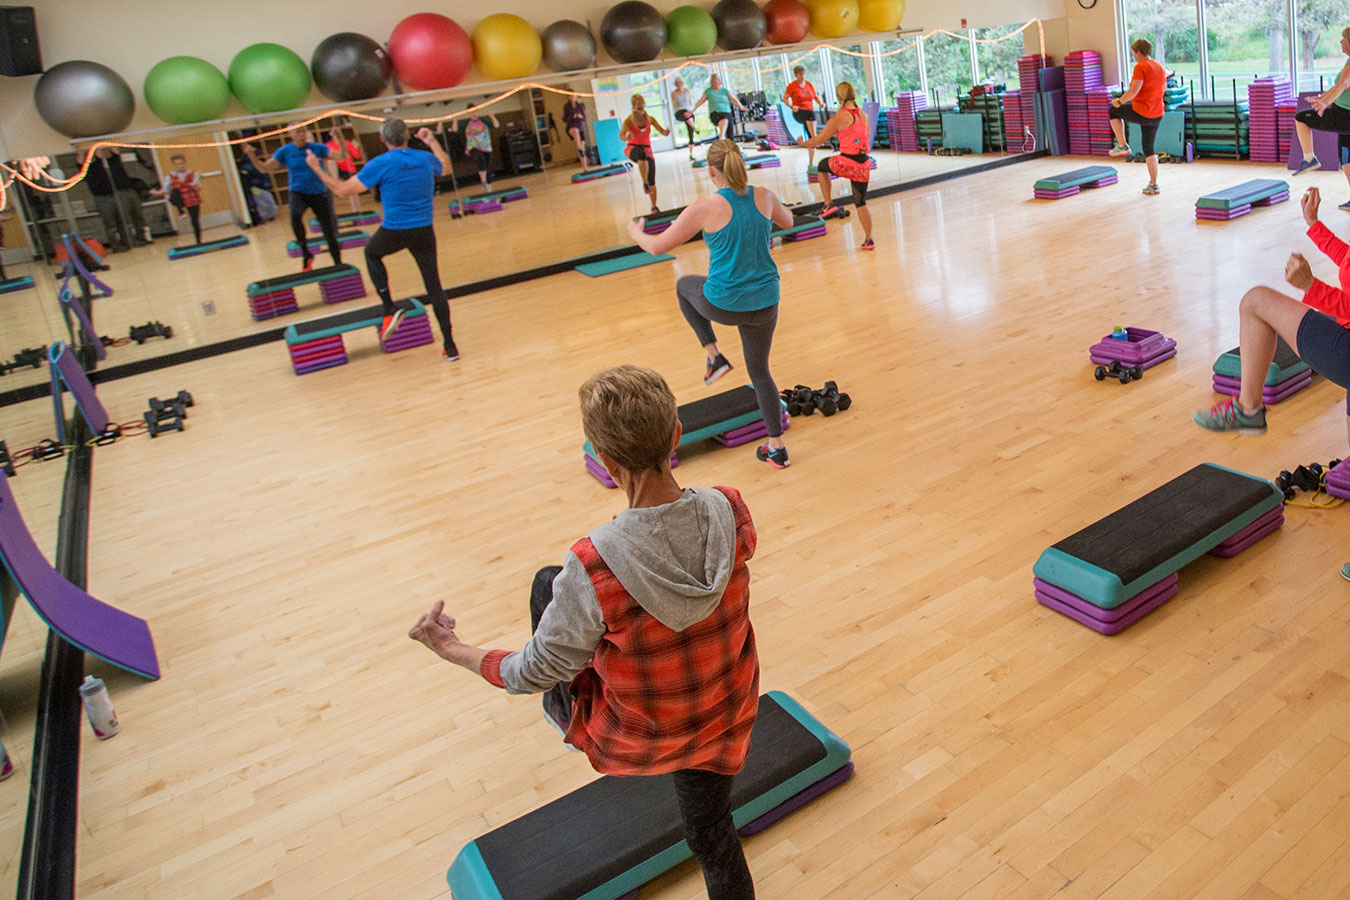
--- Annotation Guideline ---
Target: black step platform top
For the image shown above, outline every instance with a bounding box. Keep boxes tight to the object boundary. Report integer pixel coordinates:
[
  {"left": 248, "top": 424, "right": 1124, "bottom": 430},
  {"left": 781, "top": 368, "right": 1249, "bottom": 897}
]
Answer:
[
  {"left": 678, "top": 386, "right": 758, "bottom": 434},
  {"left": 288, "top": 298, "right": 418, "bottom": 338},
  {"left": 472, "top": 694, "right": 828, "bottom": 900},
  {"left": 1052, "top": 463, "right": 1275, "bottom": 585},
  {"left": 248, "top": 264, "right": 360, "bottom": 292}
]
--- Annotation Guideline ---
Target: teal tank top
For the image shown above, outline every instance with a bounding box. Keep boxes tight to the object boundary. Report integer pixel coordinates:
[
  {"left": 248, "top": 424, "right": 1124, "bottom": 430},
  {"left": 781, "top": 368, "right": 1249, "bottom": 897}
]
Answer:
[
  {"left": 705, "top": 87, "right": 732, "bottom": 114},
  {"left": 1336, "top": 63, "right": 1350, "bottom": 110},
  {"left": 704, "top": 186, "right": 779, "bottom": 312}
]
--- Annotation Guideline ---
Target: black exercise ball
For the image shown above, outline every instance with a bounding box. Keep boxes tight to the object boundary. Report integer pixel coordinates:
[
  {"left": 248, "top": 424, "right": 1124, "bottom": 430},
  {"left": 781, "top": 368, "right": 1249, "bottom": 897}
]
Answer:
[
  {"left": 711, "top": 0, "right": 766, "bottom": 50},
  {"left": 311, "top": 32, "right": 391, "bottom": 102},
  {"left": 542, "top": 20, "right": 597, "bottom": 71},
  {"left": 600, "top": 1, "right": 667, "bottom": 64}
]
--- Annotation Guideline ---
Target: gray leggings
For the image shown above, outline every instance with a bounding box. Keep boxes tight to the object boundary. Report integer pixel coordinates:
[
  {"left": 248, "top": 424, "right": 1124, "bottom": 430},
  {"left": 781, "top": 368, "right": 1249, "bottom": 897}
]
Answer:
[{"left": 677, "top": 275, "right": 782, "bottom": 438}]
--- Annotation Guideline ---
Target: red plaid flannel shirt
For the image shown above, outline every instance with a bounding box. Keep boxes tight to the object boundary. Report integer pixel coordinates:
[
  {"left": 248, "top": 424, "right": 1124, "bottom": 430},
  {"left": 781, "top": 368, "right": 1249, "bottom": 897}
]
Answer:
[
  {"left": 482, "top": 486, "right": 760, "bottom": 776},
  {"left": 167, "top": 171, "right": 201, "bottom": 208}
]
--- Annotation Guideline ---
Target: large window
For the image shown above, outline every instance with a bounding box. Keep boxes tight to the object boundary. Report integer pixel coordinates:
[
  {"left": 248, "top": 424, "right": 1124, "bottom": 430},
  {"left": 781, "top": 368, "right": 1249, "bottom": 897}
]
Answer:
[
  {"left": 826, "top": 45, "right": 869, "bottom": 100},
  {"left": 1204, "top": 0, "right": 1285, "bottom": 100},
  {"left": 923, "top": 32, "right": 974, "bottom": 103},
  {"left": 724, "top": 59, "right": 759, "bottom": 97},
  {"left": 974, "top": 25, "right": 1025, "bottom": 87},
  {"left": 1121, "top": 0, "right": 1200, "bottom": 80},
  {"left": 875, "top": 38, "right": 923, "bottom": 100},
  {"left": 1294, "top": 1, "right": 1346, "bottom": 93},
  {"left": 671, "top": 64, "right": 718, "bottom": 143},
  {"left": 767, "top": 49, "right": 827, "bottom": 103}
]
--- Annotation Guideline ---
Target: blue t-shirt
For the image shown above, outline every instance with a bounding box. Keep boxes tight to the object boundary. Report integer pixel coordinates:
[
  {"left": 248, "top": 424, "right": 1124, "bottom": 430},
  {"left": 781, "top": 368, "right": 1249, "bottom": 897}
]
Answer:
[
  {"left": 356, "top": 148, "right": 442, "bottom": 229},
  {"left": 273, "top": 142, "right": 329, "bottom": 195}
]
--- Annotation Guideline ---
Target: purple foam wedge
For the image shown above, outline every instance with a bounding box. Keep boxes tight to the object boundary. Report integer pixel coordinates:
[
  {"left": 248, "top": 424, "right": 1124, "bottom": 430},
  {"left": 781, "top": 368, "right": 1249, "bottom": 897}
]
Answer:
[
  {"left": 1212, "top": 371, "right": 1312, "bottom": 404},
  {"left": 1326, "top": 461, "right": 1350, "bottom": 500},
  {"left": 737, "top": 762, "right": 855, "bottom": 837},
  {"left": 1209, "top": 506, "right": 1283, "bottom": 558},
  {"left": 1034, "top": 574, "right": 1180, "bottom": 635}
]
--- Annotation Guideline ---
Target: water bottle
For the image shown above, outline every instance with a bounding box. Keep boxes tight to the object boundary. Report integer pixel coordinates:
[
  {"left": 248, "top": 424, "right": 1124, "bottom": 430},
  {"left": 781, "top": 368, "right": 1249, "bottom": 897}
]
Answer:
[{"left": 80, "top": 675, "right": 119, "bottom": 739}]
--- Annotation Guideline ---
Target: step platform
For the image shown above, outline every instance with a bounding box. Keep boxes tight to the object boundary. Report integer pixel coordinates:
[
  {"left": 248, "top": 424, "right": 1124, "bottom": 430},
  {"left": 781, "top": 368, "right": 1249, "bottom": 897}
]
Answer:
[
  {"left": 1195, "top": 179, "right": 1289, "bottom": 220},
  {"left": 309, "top": 210, "right": 381, "bottom": 232},
  {"left": 283, "top": 297, "right": 434, "bottom": 375},
  {"left": 639, "top": 206, "right": 684, "bottom": 234},
  {"left": 286, "top": 229, "right": 370, "bottom": 258},
  {"left": 245, "top": 264, "right": 367, "bottom": 321},
  {"left": 167, "top": 234, "right": 249, "bottom": 260},
  {"left": 1212, "top": 371, "right": 1312, "bottom": 404},
  {"left": 583, "top": 385, "right": 788, "bottom": 487},
  {"left": 465, "top": 186, "right": 527, "bottom": 204},
  {"left": 807, "top": 157, "right": 878, "bottom": 183},
  {"left": 772, "top": 214, "right": 827, "bottom": 243},
  {"left": 1211, "top": 336, "right": 1310, "bottom": 404},
  {"left": 1089, "top": 327, "right": 1177, "bottom": 371},
  {"left": 0, "top": 275, "right": 35, "bottom": 294},
  {"left": 572, "top": 162, "right": 630, "bottom": 183},
  {"left": 446, "top": 692, "right": 852, "bottom": 900},
  {"left": 448, "top": 198, "right": 503, "bottom": 216},
  {"left": 1326, "top": 460, "right": 1350, "bottom": 500},
  {"left": 1033, "top": 165, "right": 1118, "bottom": 199},
  {"left": 1033, "top": 463, "right": 1283, "bottom": 634}
]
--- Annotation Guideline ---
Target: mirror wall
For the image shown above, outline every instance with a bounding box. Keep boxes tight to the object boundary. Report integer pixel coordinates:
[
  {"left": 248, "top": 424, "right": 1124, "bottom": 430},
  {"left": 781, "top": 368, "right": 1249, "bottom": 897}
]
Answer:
[{"left": 0, "top": 26, "right": 1036, "bottom": 390}]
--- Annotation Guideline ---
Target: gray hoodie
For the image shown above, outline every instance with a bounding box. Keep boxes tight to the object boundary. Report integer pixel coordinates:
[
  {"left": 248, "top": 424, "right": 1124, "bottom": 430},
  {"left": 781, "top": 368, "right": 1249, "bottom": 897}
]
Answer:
[{"left": 497, "top": 487, "right": 738, "bottom": 694}]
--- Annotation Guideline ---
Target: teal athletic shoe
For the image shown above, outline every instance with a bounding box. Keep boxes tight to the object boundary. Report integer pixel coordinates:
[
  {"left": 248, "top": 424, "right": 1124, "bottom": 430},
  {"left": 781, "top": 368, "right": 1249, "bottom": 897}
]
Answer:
[
  {"left": 1342, "top": 562, "right": 1350, "bottom": 582},
  {"left": 1192, "top": 398, "right": 1267, "bottom": 434}
]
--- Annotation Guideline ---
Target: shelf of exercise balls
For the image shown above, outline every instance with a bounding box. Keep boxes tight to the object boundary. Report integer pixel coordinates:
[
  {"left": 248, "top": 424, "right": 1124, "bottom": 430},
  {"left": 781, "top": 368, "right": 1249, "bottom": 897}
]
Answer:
[
  {"left": 245, "top": 264, "right": 367, "bottom": 322},
  {"left": 285, "top": 229, "right": 370, "bottom": 258},
  {"left": 283, "top": 297, "right": 434, "bottom": 375}
]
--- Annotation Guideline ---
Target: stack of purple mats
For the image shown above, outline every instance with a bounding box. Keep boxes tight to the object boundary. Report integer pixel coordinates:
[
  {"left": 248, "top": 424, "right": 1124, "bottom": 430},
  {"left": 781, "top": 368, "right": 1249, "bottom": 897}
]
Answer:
[
  {"left": 713, "top": 412, "right": 790, "bottom": 447},
  {"left": 1089, "top": 327, "right": 1177, "bottom": 372},
  {"left": 1248, "top": 76, "right": 1294, "bottom": 163},
  {"left": 891, "top": 92, "right": 926, "bottom": 151}
]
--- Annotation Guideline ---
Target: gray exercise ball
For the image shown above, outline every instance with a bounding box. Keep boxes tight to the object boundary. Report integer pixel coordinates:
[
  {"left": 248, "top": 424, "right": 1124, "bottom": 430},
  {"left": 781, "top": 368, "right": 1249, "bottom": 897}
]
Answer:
[
  {"left": 34, "top": 60, "right": 135, "bottom": 138},
  {"left": 542, "top": 20, "right": 597, "bottom": 72}
]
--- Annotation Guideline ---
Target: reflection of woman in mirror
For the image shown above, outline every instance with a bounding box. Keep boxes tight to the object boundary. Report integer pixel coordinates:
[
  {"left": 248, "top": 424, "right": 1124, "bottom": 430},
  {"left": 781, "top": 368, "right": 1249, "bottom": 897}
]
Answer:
[
  {"left": 670, "top": 76, "right": 696, "bottom": 160},
  {"left": 692, "top": 74, "right": 746, "bottom": 141},
  {"left": 562, "top": 92, "right": 590, "bottom": 173},
  {"left": 800, "top": 81, "right": 873, "bottom": 252},
  {"left": 459, "top": 110, "right": 500, "bottom": 189},
  {"left": 620, "top": 94, "right": 669, "bottom": 215},
  {"left": 782, "top": 65, "right": 822, "bottom": 167}
]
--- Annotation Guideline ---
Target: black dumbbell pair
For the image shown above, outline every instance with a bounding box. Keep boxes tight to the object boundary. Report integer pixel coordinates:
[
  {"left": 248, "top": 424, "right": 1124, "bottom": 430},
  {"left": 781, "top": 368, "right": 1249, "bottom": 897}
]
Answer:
[
  {"left": 780, "top": 381, "right": 852, "bottom": 418},
  {"left": 1274, "top": 459, "right": 1342, "bottom": 501}
]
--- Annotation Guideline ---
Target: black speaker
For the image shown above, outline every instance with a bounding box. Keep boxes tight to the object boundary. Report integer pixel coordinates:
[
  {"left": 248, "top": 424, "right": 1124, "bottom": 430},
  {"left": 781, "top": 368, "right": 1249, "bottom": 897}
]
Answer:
[{"left": 0, "top": 7, "right": 40, "bottom": 77}]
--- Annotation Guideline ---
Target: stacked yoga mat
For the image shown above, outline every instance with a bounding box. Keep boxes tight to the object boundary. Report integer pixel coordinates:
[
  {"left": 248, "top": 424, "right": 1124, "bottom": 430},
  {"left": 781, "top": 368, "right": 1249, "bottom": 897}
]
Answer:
[
  {"left": 1247, "top": 76, "right": 1294, "bottom": 163},
  {"left": 1089, "top": 327, "right": 1177, "bottom": 373},
  {"left": 1033, "top": 165, "right": 1118, "bottom": 199},
  {"left": 1194, "top": 179, "right": 1289, "bottom": 220},
  {"left": 285, "top": 229, "right": 369, "bottom": 258},
  {"left": 1033, "top": 463, "right": 1284, "bottom": 634},
  {"left": 245, "top": 265, "right": 367, "bottom": 322},
  {"left": 1211, "top": 336, "right": 1311, "bottom": 404}
]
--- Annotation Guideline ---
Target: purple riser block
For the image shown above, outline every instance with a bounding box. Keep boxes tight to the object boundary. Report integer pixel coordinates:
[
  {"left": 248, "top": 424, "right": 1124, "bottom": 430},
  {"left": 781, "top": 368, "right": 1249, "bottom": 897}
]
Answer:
[
  {"left": 290, "top": 342, "right": 346, "bottom": 362},
  {"left": 738, "top": 761, "right": 855, "bottom": 837},
  {"left": 1214, "top": 505, "right": 1284, "bottom": 546},
  {"left": 294, "top": 354, "right": 349, "bottom": 375},
  {"left": 783, "top": 228, "right": 827, "bottom": 242},
  {"left": 1325, "top": 461, "right": 1350, "bottom": 499},
  {"left": 643, "top": 223, "right": 671, "bottom": 235},
  {"left": 251, "top": 304, "right": 299, "bottom": 321},
  {"left": 1212, "top": 372, "right": 1312, "bottom": 404},
  {"left": 1196, "top": 206, "right": 1252, "bottom": 220},
  {"left": 1209, "top": 510, "right": 1284, "bottom": 558},
  {"left": 251, "top": 289, "right": 297, "bottom": 305},
  {"left": 381, "top": 326, "right": 436, "bottom": 353},
  {"left": 714, "top": 415, "right": 791, "bottom": 447},
  {"left": 1034, "top": 574, "right": 1179, "bottom": 620},
  {"left": 1034, "top": 187, "right": 1080, "bottom": 199},
  {"left": 1253, "top": 192, "right": 1290, "bottom": 207},
  {"left": 466, "top": 200, "right": 503, "bottom": 213},
  {"left": 501, "top": 192, "right": 527, "bottom": 202},
  {"left": 320, "top": 287, "right": 368, "bottom": 304},
  {"left": 584, "top": 455, "right": 618, "bottom": 488},
  {"left": 1035, "top": 578, "right": 1181, "bottom": 635},
  {"left": 291, "top": 349, "right": 347, "bottom": 369},
  {"left": 1090, "top": 333, "right": 1176, "bottom": 364},
  {"left": 752, "top": 160, "right": 782, "bottom": 168},
  {"left": 1084, "top": 177, "right": 1118, "bottom": 188},
  {"left": 1090, "top": 347, "right": 1177, "bottom": 371}
]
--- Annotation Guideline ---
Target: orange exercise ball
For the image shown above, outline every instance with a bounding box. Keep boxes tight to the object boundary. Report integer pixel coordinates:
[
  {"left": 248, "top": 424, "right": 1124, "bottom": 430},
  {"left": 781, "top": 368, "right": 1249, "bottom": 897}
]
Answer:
[
  {"left": 471, "top": 13, "right": 543, "bottom": 80},
  {"left": 858, "top": 0, "right": 904, "bottom": 32},
  {"left": 763, "top": 0, "right": 810, "bottom": 45},
  {"left": 805, "top": 0, "right": 859, "bottom": 39}
]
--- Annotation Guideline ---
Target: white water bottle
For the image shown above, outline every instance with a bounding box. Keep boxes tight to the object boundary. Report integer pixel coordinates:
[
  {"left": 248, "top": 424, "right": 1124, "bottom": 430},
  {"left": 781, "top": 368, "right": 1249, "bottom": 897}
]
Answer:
[{"left": 79, "top": 675, "right": 119, "bottom": 739}]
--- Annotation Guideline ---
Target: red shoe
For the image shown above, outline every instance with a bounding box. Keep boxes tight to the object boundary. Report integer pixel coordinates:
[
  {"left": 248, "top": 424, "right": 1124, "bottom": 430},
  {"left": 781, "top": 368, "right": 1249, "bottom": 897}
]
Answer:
[{"left": 301, "top": 255, "right": 314, "bottom": 272}]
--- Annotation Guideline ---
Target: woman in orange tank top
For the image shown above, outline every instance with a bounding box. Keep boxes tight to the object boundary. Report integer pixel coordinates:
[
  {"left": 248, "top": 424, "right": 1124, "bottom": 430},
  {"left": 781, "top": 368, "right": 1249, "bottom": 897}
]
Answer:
[
  {"left": 620, "top": 94, "right": 669, "bottom": 214},
  {"left": 800, "top": 81, "right": 874, "bottom": 251}
]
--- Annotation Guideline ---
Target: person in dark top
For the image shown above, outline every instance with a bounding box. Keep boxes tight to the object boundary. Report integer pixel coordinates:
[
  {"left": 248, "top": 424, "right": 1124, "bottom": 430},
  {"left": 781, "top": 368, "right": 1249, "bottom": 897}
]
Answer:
[
  {"left": 244, "top": 123, "right": 346, "bottom": 271},
  {"left": 82, "top": 147, "right": 150, "bottom": 252},
  {"left": 563, "top": 93, "right": 590, "bottom": 172},
  {"left": 307, "top": 118, "right": 459, "bottom": 361}
]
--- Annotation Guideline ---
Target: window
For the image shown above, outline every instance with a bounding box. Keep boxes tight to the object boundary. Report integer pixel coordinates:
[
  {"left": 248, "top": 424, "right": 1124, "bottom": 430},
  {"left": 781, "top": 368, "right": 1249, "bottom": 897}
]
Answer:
[
  {"left": 923, "top": 32, "right": 974, "bottom": 103},
  {"left": 1204, "top": 0, "right": 1285, "bottom": 101},
  {"left": 674, "top": 64, "right": 719, "bottom": 142},
  {"left": 768, "top": 48, "right": 826, "bottom": 103},
  {"left": 974, "top": 25, "right": 1025, "bottom": 88},
  {"left": 724, "top": 59, "right": 759, "bottom": 97},
  {"left": 875, "top": 38, "right": 923, "bottom": 100},
  {"left": 1120, "top": 0, "right": 1199, "bottom": 84},
  {"left": 826, "top": 45, "right": 869, "bottom": 100},
  {"left": 1293, "top": 1, "right": 1346, "bottom": 94}
]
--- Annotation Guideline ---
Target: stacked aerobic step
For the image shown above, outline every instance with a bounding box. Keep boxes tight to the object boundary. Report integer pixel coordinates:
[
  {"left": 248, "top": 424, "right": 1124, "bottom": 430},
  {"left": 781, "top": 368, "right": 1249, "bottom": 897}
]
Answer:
[
  {"left": 1212, "top": 336, "right": 1311, "bottom": 404},
  {"left": 640, "top": 208, "right": 681, "bottom": 234},
  {"left": 1002, "top": 90, "right": 1024, "bottom": 149},
  {"left": 167, "top": 235, "right": 249, "bottom": 259},
  {"left": 285, "top": 229, "right": 369, "bottom": 258},
  {"left": 773, "top": 214, "right": 826, "bottom": 243},
  {"left": 0, "top": 275, "right": 35, "bottom": 294},
  {"left": 571, "top": 162, "right": 628, "bottom": 182},
  {"left": 891, "top": 92, "right": 925, "bottom": 151},
  {"left": 448, "top": 198, "right": 503, "bottom": 215},
  {"left": 764, "top": 108, "right": 792, "bottom": 147},
  {"left": 1326, "top": 460, "right": 1350, "bottom": 500},
  {"left": 1194, "top": 179, "right": 1289, "bottom": 221},
  {"left": 309, "top": 210, "right": 381, "bottom": 232},
  {"left": 807, "top": 158, "right": 876, "bottom": 183},
  {"left": 245, "top": 264, "right": 367, "bottom": 322},
  {"left": 1247, "top": 76, "right": 1293, "bottom": 163},
  {"left": 1018, "top": 53, "right": 1054, "bottom": 144},
  {"left": 1033, "top": 165, "right": 1118, "bottom": 199},
  {"left": 467, "top": 186, "right": 527, "bottom": 205},
  {"left": 915, "top": 109, "right": 943, "bottom": 150},
  {"left": 1090, "top": 326, "right": 1176, "bottom": 372},
  {"left": 283, "top": 298, "right": 433, "bottom": 375},
  {"left": 1033, "top": 463, "right": 1284, "bottom": 634}
]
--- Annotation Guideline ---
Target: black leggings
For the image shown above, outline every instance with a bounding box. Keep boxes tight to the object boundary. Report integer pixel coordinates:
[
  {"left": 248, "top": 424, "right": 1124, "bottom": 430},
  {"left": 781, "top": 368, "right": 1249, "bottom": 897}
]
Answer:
[
  {"left": 364, "top": 225, "right": 454, "bottom": 351},
  {"left": 468, "top": 148, "right": 491, "bottom": 175},
  {"left": 290, "top": 191, "right": 341, "bottom": 264},
  {"left": 1109, "top": 103, "right": 1162, "bottom": 157},
  {"left": 528, "top": 566, "right": 756, "bottom": 900},
  {"left": 628, "top": 145, "right": 657, "bottom": 188},
  {"left": 1295, "top": 106, "right": 1350, "bottom": 165},
  {"left": 676, "top": 109, "right": 696, "bottom": 146},
  {"left": 677, "top": 275, "right": 781, "bottom": 438},
  {"left": 175, "top": 204, "right": 202, "bottom": 243}
]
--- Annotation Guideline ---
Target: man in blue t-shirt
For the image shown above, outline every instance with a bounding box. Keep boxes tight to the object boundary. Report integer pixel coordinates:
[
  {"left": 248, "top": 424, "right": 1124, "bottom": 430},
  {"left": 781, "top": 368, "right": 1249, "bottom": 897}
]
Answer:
[
  {"left": 244, "top": 124, "right": 346, "bottom": 271},
  {"left": 306, "top": 118, "right": 458, "bottom": 361}
]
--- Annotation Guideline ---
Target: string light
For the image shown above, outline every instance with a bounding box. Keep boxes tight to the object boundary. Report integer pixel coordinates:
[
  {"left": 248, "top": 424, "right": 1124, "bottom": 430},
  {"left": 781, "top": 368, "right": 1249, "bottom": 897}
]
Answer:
[{"left": 0, "top": 17, "right": 1046, "bottom": 205}]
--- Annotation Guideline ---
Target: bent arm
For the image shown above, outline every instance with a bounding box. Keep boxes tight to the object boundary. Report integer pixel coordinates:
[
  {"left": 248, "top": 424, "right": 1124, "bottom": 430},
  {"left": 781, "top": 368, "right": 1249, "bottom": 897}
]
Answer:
[
  {"left": 767, "top": 189, "right": 794, "bottom": 229},
  {"left": 247, "top": 150, "right": 282, "bottom": 174},
  {"left": 1308, "top": 221, "right": 1349, "bottom": 267},
  {"left": 1118, "top": 78, "right": 1143, "bottom": 104},
  {"left": 426, "top": 141, "right": 451, "bottom": 176},
  {"left": 310, "top": 159, "right": 365, "bottom": 197},
  {"left": 631, "top": 199, "right": 707, "bottom": 254},
  {"left": 691, "top": 94, "right": 707, "bottom": 111},
  {"left": 801, "top": 112, "right": 844, "bottom": 149},
  {"left": 652, "top": 118, "right": 669, "bottom": 136}
]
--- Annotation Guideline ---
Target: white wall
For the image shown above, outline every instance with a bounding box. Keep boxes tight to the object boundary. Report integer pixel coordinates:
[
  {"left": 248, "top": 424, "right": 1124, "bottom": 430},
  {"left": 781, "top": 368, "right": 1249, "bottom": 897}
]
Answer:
[{"left": 5, "top": 0, "right": 1104, "bottom": 157}]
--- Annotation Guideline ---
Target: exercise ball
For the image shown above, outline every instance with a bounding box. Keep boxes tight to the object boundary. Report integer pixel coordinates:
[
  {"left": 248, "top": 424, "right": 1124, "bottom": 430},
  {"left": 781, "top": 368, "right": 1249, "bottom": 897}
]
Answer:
[
  {"left": 472, "top": 13, "right": 543, "bottom": 80},
  {"left": 388, "top": 13, "right": 472, "bottom": 91},
  {"left": 311, "top": 33, "right": 390, "bottom": 102},
  {"left": 229, "top": 43, "right": 311, "bottom": 113},
  {"left": 764, "top": 0, "right": 810, "bottom": 44},
  {"left": 666, "top": 6, "right": 717, "bottom": 56},
  {"left": 34, "top": 61, "right": 134, "bottom": 138},
  {"left": 711, "top": 0, "right": 766, "bottom": 50},
  {"left": 858, "top": 0, "right": 904, "bottom": 31},
  {"left": 542, "top": 20, "right": 597, "bottom": 71},
  {"left": 144, "top": 56, "right": 230, "bottom": 125},
  {"left": 600, "top": 1, "right": 666, "bottom": 64},
  {"left": 805, "top": 0, "right": 859, "bottom": 38}
]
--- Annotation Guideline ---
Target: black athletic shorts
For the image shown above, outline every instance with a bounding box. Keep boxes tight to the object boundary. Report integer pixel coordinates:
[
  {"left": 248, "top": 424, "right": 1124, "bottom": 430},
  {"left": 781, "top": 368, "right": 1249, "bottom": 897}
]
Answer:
[
  {"left": 626, "top": 145, "right": 656, "bottom": 187},
  {"left": 1295, "top": 105, "right": 1350, "bottom": 165},
  {"left": 1109, "top": 103, "right": 1163, "bottom": 157},
  {"left": 710, "top": 111, "right": 731, "bottom": 128},
  {"left": 793, "top": 109, "right": 816, "bottom": 125},
  {"left": 820, "top": 152, "right": 870, "bottom": 207},
  {"left": 1295, "top": 307, "right": 1350, "bottom": 413}
]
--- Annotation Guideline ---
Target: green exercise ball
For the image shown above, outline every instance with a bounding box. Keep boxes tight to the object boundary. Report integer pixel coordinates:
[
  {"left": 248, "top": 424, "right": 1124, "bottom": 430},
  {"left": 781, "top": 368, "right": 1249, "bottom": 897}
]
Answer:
[
  {"left": 144, "top": 56, "right": 231, "bottom": 124},
  {"left": 666, "top": 6, "right": 717, "bottom": 56},
  {"left": 229, "top": 43, "right": 311, "bottom": 114}
]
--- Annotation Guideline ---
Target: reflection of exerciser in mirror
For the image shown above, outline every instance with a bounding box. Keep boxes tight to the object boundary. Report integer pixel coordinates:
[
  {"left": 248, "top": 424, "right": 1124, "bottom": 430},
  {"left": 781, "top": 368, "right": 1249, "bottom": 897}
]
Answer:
[
  {"left": 797, "top": 81, "right": 875, "bottom": 252},
  {"left": 620, "top": 95, "right": 669, "bottom": 215},
  {"left": 148, "top": 154, "right": 203, "bottom": 246}
]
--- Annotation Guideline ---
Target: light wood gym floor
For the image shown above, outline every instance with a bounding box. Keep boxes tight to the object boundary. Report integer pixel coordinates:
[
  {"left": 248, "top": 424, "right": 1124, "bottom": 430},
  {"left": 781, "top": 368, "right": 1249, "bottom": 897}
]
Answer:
[{"left": 1, "top": 154, "right": 1349, "bottom": 900}]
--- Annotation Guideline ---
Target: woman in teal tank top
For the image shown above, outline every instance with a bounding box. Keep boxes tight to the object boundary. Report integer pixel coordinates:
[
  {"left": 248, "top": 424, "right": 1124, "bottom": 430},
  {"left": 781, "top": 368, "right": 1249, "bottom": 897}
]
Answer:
[
  {"left": 692, "top": 74, "right": 748, "bottom": 141},
  {"left": 626, "top": 140, "right": 797, "bottom": 469},
  {"left": 1293, "top": 27, "right": 1350, "bottom": 208}
]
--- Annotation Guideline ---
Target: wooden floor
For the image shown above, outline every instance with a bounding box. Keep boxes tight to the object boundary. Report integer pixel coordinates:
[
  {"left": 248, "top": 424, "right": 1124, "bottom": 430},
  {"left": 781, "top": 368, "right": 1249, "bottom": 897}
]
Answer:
[
  {"left": 1, "top": 154, "right": 1349, "bottom": 900},
  {"left": 0, "top": 145, "right": 1003, "bottom": 392}
]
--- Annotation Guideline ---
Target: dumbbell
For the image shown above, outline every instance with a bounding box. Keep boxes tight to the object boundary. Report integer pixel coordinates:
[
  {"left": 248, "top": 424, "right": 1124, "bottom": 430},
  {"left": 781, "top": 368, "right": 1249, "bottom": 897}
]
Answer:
[
  {"left": 1093, "top": 361, "right": 1143, "bottom": 383},
  {"left": 817, "top": 381, "right": 852, "bottom": 414},
  {"left": 781, "top": 385, "right": 816, "bottom": 416}
]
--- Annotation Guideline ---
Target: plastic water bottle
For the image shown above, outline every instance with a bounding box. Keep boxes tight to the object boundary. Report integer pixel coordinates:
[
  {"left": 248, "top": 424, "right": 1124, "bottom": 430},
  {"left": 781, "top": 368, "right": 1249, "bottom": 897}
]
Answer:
[{"left": 79, "top": 675, "right": 119, "bottom": 739}]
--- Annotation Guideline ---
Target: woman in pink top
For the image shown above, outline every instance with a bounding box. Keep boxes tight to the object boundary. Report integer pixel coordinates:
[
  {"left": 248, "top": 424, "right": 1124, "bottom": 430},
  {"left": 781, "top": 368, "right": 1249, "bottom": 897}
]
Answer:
[{"left": 800, "top": 82, "right": 874, "bottom": 251}]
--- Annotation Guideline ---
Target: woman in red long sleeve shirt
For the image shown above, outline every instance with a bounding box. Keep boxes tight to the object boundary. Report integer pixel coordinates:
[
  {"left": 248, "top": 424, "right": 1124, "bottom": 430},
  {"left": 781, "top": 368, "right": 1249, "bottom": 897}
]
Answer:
[{"left": 1192, "top": 187, "right": 1350, "bottom": 580}]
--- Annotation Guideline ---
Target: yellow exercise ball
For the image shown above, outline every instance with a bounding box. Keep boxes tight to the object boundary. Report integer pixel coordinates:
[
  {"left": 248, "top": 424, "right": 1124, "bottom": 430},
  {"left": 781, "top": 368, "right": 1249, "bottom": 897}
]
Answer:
[
  {"left": 858, "top": 0, "right": 904, "bottom": 32},
  {"left": 805, "top": 0, "right": 859, "bottom": 39},
  {"left": 471, "top": 13, "right": 543, "bottom": 80}
]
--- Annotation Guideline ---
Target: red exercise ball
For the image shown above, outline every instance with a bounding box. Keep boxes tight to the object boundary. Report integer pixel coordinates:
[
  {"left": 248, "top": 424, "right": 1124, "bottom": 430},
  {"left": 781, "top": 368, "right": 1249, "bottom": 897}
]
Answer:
[
  {"left": 764, "top": 0, "right": 810, "bottom": 45},
  {"left": 388, "top": 13, "right": 472, "bottom": 91}
]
